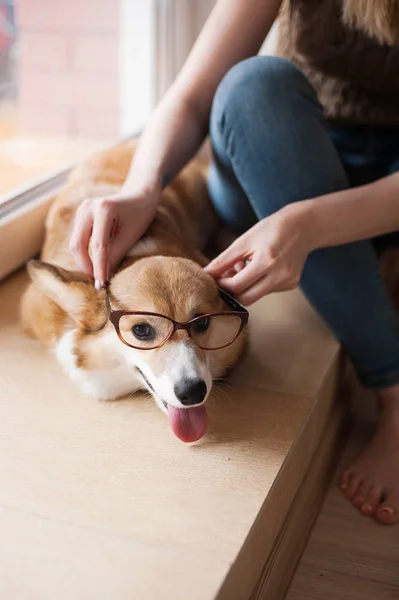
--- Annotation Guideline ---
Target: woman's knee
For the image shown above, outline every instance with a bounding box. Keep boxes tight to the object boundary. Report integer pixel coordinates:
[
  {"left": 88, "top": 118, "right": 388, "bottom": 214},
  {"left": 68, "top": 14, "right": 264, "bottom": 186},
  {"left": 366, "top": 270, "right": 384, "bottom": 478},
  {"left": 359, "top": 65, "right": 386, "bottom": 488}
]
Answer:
[{"left": 210, "top": 56, "right": 318, "bottom": 132}]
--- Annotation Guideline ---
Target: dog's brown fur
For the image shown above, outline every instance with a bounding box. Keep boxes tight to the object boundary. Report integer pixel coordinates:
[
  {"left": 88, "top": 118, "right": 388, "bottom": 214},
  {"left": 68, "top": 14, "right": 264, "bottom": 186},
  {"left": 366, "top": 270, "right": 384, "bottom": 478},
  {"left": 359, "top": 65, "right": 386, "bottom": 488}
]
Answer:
[
  {"left": 20, "top": 140, "right": 246, "bottom": 416},
  {"left": 21, "top": 140, "right": 218, "bottom": 345}
]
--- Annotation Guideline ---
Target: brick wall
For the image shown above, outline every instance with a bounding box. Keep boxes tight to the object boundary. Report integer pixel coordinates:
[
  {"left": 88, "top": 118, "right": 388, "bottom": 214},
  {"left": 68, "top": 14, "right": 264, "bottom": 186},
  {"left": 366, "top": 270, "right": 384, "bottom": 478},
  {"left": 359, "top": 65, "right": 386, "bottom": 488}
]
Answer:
[{"left": 16, "top": 0, "right": 121, "bottom": 139}]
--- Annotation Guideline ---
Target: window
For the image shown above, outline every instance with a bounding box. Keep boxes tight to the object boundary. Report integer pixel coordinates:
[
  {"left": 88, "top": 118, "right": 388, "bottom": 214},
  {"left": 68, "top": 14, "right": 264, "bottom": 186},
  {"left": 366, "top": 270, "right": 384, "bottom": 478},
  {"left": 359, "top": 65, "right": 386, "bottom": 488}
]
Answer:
[
  {"left": 0, "top": 0, "right": 215, "bottom": 280},
  {"left": 0, "top": 0, "right": 155, "bottom": 202}
]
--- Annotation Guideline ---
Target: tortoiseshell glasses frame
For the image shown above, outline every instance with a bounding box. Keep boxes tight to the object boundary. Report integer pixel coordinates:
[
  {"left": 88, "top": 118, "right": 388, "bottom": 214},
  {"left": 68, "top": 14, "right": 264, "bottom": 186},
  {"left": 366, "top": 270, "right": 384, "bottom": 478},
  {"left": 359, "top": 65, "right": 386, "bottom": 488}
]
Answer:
[{"left": 104, "top": 285, "right": 249, "bottom": 351}]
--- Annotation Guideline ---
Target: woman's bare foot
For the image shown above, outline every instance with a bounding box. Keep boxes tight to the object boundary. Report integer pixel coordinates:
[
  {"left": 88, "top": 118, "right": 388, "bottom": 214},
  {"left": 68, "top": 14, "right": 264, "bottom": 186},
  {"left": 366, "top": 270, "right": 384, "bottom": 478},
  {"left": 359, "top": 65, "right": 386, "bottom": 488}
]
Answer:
[{"left": 340, "top": 385, "right": 399, "bottom": 525}]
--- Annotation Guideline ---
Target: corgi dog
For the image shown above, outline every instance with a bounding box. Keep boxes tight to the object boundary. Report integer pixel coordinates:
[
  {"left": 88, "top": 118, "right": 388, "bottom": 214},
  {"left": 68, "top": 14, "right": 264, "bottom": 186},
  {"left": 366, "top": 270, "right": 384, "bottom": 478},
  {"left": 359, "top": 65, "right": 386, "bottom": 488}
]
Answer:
[{"left": 21, "top": 140, "right": 249, "bottom": 443}]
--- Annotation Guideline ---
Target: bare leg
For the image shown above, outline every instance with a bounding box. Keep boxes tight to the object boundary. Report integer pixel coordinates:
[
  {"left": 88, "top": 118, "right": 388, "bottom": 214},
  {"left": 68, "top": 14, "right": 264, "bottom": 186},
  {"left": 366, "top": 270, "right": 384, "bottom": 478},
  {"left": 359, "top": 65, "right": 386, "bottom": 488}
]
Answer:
[{"left": 341, "top": 385, "right": 399, "bottom": 524}]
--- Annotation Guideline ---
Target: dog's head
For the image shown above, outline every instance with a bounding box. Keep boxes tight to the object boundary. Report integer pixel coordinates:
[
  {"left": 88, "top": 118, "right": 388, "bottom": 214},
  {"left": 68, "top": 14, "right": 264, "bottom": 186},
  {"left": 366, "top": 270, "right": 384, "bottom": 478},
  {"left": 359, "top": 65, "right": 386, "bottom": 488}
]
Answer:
[{"left": 28, "top": 256, "right": 247, "bottom": 443}]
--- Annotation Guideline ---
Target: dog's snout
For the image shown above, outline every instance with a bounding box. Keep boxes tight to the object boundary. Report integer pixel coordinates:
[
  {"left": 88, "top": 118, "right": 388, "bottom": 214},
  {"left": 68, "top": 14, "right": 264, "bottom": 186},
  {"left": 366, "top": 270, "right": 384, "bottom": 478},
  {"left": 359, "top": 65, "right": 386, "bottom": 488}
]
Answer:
[{"left": 174, "top": 378, "right": 207, "bottom": 406}]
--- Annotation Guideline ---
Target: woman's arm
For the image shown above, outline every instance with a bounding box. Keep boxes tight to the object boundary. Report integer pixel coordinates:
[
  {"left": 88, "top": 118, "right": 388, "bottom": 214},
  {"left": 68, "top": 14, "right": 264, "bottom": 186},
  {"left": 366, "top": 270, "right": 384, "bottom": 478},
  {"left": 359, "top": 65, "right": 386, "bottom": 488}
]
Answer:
[
  {"left": 302, "top": 172, "right": 399, "bottom": 249},
  {"left": 124, "top": 0, "right": 281, "bottom": 197},
  {"left": 205, "top": 173, "right": 399, "bottom": 305},
  {"left": 71, "top": 0, "right": 281, "bottom": 286}
]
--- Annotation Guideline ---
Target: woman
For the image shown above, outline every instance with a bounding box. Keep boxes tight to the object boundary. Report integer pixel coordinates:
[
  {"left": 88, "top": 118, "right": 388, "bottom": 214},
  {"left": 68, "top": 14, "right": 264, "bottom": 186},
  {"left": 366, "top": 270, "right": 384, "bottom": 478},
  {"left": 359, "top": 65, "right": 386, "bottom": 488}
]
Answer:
[{"left": 70, "top": 0, "right": 399, "bottom": 524}]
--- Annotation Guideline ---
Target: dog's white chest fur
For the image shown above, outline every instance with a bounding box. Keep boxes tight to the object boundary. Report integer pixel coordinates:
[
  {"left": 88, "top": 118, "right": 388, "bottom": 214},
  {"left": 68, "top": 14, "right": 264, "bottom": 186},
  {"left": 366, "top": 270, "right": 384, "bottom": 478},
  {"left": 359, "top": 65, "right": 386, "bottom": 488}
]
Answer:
[{"left": 55, "top": 331, "right": 141, "bottom": 401}]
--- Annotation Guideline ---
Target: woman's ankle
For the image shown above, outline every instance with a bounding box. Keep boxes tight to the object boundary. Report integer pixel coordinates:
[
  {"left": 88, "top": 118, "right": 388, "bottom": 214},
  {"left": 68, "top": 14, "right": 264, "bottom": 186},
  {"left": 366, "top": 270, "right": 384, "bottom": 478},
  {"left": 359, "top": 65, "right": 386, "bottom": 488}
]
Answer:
[{"left": 376, "top": 384, "right": 399, "bottom": 423}]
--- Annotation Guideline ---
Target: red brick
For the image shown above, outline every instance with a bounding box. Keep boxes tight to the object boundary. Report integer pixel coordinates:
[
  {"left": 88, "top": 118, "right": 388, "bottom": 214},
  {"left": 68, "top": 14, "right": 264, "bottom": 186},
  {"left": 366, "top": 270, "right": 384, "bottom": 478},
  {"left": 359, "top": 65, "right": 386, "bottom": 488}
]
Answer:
[
  {"left": 71, "top": 0, "right": 120, "bottom": 34},
  {"left": 71, "top": 34, "right": 119, "bottom": 75},
  {"left": 74, "top": 107, "right": 120, "bottom": 139},
  {"left": 18, "top": 70, "right": 119, "bottom": 110},
  {"left": 69, "top": 73, "right": 120, "bottom": 110},
  {"left": 18, "top": 71, "right": 72, "bottom": 108},
  {"left": 18, "top": 105, "right": 72, "bottom": 136},
  {"left": 19, "top": 32, "right": 69, "bottom": 71},
  {"left": 17, "top": 0, "right": 119, "bottom": 34},
  {"left": 16, "top": 0, "right": 59, "bottom": 30}
]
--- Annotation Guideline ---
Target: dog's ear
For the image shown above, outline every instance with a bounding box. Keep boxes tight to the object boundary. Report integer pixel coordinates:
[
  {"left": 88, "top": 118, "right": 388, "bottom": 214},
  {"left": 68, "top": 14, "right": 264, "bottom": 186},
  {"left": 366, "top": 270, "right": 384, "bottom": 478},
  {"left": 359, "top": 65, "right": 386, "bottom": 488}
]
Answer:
[{"left": 27, "top": 260, "right": 106, "bottom": 329}]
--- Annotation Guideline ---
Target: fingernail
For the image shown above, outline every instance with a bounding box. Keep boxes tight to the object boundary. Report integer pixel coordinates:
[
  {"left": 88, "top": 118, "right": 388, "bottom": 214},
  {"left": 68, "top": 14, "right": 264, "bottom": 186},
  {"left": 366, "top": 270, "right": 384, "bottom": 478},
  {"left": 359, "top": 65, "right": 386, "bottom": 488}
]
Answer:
[{"left": 95, "top": 280, "right": 102, "bottom": 291}]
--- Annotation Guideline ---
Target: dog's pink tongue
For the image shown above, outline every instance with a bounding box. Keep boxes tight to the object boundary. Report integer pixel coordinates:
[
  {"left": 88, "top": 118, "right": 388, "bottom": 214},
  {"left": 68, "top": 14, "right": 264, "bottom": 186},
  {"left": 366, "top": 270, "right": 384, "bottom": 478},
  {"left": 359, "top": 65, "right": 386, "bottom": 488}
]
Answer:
[{"left": 167, "top": 405, "right": 208, "bottom": 443}]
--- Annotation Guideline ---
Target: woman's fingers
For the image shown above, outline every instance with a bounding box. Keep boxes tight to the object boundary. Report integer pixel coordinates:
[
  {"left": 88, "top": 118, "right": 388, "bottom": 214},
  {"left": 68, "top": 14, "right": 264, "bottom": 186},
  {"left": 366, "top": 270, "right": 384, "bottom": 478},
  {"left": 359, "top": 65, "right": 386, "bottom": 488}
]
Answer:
[
  {"left": 237, "top": 276, "right": 277, "bottom": 305},
  {"left": 217, "top": 258, "right": 265, "bottom": 295},
  {"left": 221, "top": 261, "right": 246, "bottom": 278},
  {"left": 218, "top": 260, "right": 301, "bottom": 305},
  {"left": 234, "top": 260, "right": 246, "bottom": 273},
  {"left": 205, "top": 238, "right": 248, "bottom": 278},
  {"left": 237, "top": 269, "right": 300, "bottom": 305},
  {"left": 237, "top": 271, "right": 288, "bottom": 305},
  {"left": 69, "top": 193, "right": 160, "bottom": 287},
  {"left": 91, "top": 201, "right": 116, "bottom": 288},
  {"left": 69, "top": 205, "right": 94, "bottom": 277}
]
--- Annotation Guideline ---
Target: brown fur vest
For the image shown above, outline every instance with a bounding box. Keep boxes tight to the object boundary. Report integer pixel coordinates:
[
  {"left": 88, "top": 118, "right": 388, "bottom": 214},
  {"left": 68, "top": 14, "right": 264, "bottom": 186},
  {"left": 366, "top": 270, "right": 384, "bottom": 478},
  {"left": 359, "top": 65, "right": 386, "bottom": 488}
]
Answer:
[{"left": 276, "top": 0, "right": 399, "bottom": 126}]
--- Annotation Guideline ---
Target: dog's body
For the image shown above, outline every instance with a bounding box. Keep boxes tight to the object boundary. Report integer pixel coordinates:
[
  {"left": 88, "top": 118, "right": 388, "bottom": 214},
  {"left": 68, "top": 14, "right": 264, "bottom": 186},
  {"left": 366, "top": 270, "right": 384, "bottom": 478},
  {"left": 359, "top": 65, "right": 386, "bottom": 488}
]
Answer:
[{"left": 21, "top": 140, "right": 246, "bottom": 443}]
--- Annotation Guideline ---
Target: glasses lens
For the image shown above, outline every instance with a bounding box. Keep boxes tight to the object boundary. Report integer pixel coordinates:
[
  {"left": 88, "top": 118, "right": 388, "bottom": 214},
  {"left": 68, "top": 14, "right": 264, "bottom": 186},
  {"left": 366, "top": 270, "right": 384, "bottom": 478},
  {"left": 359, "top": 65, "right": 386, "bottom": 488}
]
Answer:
[
  {"left": 118, "top": 314, "right": 173, "bottom": 349},
  {"left": 190, "top": 314, "right": 242, "bottom": 349}
]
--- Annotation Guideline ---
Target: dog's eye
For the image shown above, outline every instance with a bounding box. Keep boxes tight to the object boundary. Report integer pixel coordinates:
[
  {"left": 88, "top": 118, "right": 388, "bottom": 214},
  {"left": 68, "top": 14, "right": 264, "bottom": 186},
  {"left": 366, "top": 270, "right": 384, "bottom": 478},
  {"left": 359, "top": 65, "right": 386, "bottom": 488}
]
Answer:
[
  {"left": 132, "top": 323, "right": 155, "bottom": 340},
  {"left": 192, "top": 316, "right": 210, "bottom": 334}
]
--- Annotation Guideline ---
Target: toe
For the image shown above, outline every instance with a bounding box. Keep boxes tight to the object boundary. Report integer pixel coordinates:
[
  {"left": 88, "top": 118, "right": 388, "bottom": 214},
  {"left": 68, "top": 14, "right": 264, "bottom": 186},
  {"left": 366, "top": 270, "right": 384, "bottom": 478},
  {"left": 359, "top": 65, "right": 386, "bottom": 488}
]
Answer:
[
  {"left": 353, "top": 480, "right": 370, "bottom": 508},
  {"left": 361, "top": 485, "right": 384, "bottom": 517},
  {"left": 376, "top": 490, "right": 399, "bottom": 525},
  {"left": 340, "top": 469, "right": 351, "bottom": 491},
  {"left": 345, "top": 473, "right": 363, "bottom": 501}
]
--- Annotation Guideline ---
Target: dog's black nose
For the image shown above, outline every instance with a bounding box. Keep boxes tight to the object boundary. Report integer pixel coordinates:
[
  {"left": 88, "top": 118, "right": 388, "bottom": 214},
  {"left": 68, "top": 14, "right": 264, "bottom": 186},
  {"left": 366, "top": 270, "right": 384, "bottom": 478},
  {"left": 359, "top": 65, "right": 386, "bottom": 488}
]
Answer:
[{"left": 174, "top": 379, "right": 207, "bottom": 406}]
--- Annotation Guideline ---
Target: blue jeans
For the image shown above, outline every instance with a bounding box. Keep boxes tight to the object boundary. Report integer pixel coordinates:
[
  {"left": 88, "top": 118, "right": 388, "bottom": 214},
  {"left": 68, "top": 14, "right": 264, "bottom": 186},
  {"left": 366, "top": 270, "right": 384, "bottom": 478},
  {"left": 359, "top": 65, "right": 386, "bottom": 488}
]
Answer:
[{"left": 208, "top": 56, "right": 399, "bottom": 389}]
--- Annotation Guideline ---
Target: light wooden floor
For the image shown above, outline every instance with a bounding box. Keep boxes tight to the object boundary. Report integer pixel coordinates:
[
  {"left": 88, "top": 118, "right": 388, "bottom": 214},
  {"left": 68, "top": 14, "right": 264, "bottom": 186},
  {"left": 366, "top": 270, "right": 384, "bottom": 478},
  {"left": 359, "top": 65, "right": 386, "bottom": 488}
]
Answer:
[
  {"left": 286, "top": 417, "right": 399, "bottom": 599},
  {"left": 0, "top": 269, "right": 341, "bottom": 600}
]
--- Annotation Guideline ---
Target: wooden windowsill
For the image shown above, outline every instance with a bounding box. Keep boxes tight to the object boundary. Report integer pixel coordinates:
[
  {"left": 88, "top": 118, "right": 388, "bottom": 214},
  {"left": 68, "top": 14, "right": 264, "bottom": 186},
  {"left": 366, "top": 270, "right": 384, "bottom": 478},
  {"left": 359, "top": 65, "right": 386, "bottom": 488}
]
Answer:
[
  {"left": 0, "top": 269, "right": 344, "bottom": 599},
  {"left": 0, "top": 134, "right": 137, "bottom": 282},
  {"left": 0, "top": 136, "right": 97, "bottom": 199}
]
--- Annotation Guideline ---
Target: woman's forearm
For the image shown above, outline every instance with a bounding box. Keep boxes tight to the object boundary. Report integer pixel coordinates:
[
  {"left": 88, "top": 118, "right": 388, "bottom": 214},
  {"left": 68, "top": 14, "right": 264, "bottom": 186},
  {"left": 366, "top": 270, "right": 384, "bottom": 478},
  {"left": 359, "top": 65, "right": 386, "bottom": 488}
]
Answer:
[
  {"left": 120, "top": 0, "right": 281, "bottom": 199},
  {"left": 121, "top": 87, "right": 207, "bottom": 197},
  {"left": 302, "top": 172, "right": 399, "bottom": 249}
]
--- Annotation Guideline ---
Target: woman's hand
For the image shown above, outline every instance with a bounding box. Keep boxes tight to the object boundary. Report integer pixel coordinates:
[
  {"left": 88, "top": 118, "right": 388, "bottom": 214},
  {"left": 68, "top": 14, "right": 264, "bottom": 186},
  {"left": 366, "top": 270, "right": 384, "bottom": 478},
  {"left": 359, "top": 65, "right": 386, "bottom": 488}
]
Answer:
[
  {"left": 205, "top": 204, "right": 315, "bottom": 305},
  {"left": 66, "top": 0, "right": 282, "bottom": 290},
  {"left": 69, "top": 188, "right": 160, "bottom": 289}
]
